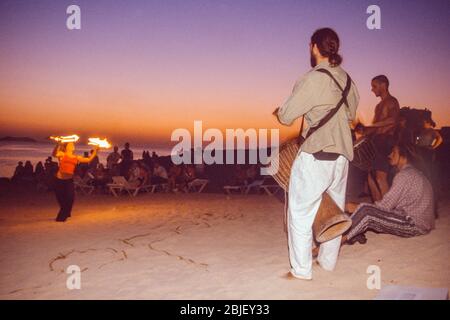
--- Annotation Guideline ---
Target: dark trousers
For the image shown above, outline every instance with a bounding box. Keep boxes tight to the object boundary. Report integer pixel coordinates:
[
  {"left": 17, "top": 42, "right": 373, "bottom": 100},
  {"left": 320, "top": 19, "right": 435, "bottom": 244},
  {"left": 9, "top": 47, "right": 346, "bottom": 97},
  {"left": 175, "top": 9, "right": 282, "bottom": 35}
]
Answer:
[
  {"left": 120, "top": 161, "right": 132, "bottom": 178},
  {"left": 54, "top": 178, "right": 75, "bottom": 221}
]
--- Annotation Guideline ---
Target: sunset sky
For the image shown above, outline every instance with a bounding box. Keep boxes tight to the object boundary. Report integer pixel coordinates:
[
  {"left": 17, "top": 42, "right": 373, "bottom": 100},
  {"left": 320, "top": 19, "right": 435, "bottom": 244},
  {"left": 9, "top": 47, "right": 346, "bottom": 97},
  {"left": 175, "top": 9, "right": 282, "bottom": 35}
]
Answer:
[{"left": 0, "top": 0, "right": 449, "bottom": 147}]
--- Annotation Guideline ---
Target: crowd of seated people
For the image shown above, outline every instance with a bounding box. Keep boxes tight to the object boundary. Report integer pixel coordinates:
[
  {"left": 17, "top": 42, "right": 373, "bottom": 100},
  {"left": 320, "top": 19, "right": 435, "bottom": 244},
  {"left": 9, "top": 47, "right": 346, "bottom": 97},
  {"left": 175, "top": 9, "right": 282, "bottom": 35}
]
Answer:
[
  {"left": 11, "top": 157, "right": 58, "bottom": 190},
  {"left": 9, "top": 141, "right": 214, "bottom": 195}
]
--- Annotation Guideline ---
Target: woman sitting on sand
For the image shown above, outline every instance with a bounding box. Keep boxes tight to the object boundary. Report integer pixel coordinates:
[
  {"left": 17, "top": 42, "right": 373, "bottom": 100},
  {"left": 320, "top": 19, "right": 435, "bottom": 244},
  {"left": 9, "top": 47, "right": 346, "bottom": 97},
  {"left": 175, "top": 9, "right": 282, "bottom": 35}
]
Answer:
[
  {"left": 52, "top": 141, "right": 99, "bottom": 222},
  {"left": 343, "top": 142, "right": 435, "bottom": 244}
]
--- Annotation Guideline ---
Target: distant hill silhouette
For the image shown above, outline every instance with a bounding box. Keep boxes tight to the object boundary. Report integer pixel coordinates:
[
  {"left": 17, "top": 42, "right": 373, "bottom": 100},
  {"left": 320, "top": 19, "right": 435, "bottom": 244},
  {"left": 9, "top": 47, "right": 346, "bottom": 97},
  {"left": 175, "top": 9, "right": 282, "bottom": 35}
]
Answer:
[{"left": 0, "top": 136, "right": 37, "bottom": 143}]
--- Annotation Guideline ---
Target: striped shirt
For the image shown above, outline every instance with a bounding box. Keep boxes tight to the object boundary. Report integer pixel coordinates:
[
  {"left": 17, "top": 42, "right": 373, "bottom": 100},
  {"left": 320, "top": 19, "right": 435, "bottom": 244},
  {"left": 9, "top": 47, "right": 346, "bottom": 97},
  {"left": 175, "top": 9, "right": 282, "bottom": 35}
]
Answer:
[{"left": 367, "top": 164, "right": 435, "bottom": 233}]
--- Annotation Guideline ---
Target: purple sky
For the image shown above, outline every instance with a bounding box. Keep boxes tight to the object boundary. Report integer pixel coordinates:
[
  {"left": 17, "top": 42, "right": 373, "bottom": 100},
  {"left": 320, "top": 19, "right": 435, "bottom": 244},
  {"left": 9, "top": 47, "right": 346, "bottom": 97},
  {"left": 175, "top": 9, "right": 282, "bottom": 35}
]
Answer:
[{"left": 0, "top": 0, "right": 449, "bottom": 145}]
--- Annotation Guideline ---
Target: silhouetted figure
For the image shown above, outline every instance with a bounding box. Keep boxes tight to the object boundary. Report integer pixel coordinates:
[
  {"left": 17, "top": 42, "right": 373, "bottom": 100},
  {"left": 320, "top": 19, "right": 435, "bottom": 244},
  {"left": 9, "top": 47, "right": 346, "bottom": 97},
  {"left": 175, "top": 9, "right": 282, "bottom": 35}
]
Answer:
[
  {"left": 88, "top": 149, "right": 100, "bottom": 170},
  {"left": 121, "top": 142, "right": 134, "bottom": 161},
  {"left": 12, "top": 161, "right": 24, "bottom": 182},
  {"left": 45, "top": 157, "right": 58, "bottom": 190},
  {"left": 45, "top": 157, "right": 54, "bottom": 172},
  {"left": 107, "top": 146, "right": 121, "bottom": 170},
  {"left": 120, "top": 142, "right": 134, "bottom": 177},
  {"left": 143, "top": 150, "right": 151, "bottom": 165},
  {"left": 34, "top": 161, "right": 46, "bottom": 190},
  {"left": 35, "top": 161, "right": 45, "bottom": 176},
  {"left": 34, "top": 161, "right": 44, "bottom": 180},
  {"left": 23, "top": 161, "right": 34, "bottom": 181}
]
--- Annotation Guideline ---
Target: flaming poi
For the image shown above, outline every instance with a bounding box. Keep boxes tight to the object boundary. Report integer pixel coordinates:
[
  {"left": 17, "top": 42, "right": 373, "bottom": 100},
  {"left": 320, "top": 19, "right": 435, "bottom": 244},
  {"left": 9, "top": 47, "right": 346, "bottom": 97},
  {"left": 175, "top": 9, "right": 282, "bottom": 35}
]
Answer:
[
  {"left": 88, "top": 137, "right": 112, "bottom": 149},
  {"left": 49, "top": 134, "right": 80, "bottom": 143}
]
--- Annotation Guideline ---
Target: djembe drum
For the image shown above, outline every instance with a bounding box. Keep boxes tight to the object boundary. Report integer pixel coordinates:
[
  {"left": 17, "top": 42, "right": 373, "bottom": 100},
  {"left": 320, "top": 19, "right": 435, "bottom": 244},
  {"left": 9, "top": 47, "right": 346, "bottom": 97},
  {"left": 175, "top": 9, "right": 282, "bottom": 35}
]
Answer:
[
  {"left": 352, "top": 137, "right": 376, "bottom": 171},
  {"left": 268, "top": 138, "right": 352, "bottom": 243}
]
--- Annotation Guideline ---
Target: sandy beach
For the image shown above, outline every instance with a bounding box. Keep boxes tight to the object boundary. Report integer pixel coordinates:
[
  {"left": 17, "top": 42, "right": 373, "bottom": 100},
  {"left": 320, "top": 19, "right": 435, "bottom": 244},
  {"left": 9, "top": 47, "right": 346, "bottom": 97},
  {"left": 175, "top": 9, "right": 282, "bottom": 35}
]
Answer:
[{"left": 0, "top": 190, "right": 448, "bottom": 300}]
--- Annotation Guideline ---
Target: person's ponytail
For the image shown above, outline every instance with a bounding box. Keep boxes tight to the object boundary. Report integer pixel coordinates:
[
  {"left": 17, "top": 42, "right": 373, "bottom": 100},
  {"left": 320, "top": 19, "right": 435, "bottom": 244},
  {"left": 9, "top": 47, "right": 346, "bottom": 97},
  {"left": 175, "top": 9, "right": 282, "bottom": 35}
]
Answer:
[{"left": 329, "top": 52, "right": 342, "bottom": 67}]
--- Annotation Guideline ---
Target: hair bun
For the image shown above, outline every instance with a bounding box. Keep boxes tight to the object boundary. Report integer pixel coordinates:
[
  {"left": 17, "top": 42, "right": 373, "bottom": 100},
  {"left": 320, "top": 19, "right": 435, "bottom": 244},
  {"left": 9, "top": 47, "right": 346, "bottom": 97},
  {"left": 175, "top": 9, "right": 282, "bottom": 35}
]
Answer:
[{"left": 329, "top": 52, "right": 342, "bottom": 67}]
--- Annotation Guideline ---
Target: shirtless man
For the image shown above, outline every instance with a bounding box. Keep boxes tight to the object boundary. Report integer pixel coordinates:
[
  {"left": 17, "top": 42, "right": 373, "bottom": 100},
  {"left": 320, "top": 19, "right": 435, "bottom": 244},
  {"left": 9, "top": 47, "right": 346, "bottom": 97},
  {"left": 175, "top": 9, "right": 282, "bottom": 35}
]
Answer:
[{"left": 365, "top": 75, "right": 400, "bottom": 201}]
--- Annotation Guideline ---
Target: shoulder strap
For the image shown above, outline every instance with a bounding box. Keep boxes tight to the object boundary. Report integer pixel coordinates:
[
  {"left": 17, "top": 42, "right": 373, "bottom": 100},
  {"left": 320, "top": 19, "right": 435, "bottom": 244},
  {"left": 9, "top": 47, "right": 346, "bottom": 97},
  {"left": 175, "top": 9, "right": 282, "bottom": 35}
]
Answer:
[
  {"left": 316, "top": 68, "right": 350, "bottom": 108},
  {"left": 317, "top": 68, "right": 344, "bottom": 89},
  {"left": 303, "top": 69, "right": 352, "bottom": 140}
]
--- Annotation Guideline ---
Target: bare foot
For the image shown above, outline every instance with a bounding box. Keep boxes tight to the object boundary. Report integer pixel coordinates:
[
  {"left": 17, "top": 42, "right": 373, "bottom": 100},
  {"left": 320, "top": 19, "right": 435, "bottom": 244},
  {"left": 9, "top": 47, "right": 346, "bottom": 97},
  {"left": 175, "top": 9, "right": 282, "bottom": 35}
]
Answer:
[{"left": 283, "top": 272, "right": 312, "bottom": 281}]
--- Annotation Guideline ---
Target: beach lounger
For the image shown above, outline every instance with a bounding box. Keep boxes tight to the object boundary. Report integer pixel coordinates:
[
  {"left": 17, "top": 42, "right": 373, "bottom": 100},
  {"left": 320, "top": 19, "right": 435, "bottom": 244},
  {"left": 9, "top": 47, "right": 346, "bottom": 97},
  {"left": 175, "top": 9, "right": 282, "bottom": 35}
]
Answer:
[
  {"left": 260, "top": 183, "right": 283, "bottom": 196},
  {"left": 223, "top": 185, "right": 246, "bottom": 195},
  {"left": 140, "top": 183, "right": 157, "bottom": 194},
  {"left": 243, "top": 179, "right": 265, "bottom": 194},
  {"left": 107, "top": 176, "right": 125, "bottom": 197},
  {"left": 187, "top": 179, "right": 209, "bottom": 193},
  {"left": 159, "top": 183, "right": 170, "bottom": 192},
  {"left": 74, "top": 175, "right": 95, "bottom": 195},
  {"left": 107, "top": 176, "right": 142, "bottom": 197}
]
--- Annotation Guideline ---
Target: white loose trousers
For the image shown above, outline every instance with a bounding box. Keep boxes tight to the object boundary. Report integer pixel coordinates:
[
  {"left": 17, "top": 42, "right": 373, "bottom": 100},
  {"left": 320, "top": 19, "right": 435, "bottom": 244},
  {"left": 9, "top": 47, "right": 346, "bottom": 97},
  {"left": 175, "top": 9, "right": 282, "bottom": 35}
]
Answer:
[{"left": 288, "top": 151, "right": 349, "bottom": 279}]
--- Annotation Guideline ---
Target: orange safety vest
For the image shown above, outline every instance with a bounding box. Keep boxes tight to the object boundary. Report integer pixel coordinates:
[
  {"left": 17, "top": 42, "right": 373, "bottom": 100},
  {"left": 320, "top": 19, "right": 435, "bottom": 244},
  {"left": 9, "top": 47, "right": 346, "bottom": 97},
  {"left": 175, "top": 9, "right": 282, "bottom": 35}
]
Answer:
[{"left": 59, "top": 154, "right": 78, "bottom": 175}]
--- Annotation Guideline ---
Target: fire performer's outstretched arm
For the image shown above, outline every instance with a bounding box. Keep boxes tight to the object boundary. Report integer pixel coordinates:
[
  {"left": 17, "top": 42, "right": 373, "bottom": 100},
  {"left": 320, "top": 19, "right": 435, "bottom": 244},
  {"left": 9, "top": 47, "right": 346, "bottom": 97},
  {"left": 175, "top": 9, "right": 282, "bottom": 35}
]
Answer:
[{"left": 77, "top": 145, "right": 100, "bottom": 163}]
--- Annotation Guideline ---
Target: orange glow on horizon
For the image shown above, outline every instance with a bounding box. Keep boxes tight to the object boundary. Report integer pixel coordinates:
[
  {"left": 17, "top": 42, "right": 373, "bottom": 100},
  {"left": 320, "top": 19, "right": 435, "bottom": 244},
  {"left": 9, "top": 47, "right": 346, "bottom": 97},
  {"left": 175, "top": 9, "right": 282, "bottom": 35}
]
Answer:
[{"left": 1, "top": 0, "right": 449, "bottom": 144}]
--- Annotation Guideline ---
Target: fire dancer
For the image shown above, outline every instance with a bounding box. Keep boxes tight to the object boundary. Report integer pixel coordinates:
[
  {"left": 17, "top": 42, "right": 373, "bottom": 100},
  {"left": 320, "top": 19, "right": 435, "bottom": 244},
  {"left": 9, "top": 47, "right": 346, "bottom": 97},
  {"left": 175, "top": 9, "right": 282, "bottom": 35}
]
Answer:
[{"left": 51, "top": 136, "right": 101, "bottom": 222}]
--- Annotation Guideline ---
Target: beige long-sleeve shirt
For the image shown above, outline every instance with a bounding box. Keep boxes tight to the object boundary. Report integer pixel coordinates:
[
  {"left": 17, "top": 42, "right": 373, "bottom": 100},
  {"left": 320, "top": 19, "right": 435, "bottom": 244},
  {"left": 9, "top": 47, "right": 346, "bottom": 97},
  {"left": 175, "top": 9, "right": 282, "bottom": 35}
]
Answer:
[{"left": 277, "top": 61, "right": 360, "bottom": 161}]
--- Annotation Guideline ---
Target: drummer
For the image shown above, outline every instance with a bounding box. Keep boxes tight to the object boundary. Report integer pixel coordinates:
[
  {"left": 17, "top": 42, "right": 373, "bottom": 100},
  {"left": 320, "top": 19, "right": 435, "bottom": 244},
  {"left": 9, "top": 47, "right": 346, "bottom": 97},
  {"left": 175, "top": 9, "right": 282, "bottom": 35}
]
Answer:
[
  {"left": 275, "top": 28, "right": 360, "bottom": 280},
  {"left": 364, "top": 75, "right": 400, "bottom": 201}
]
